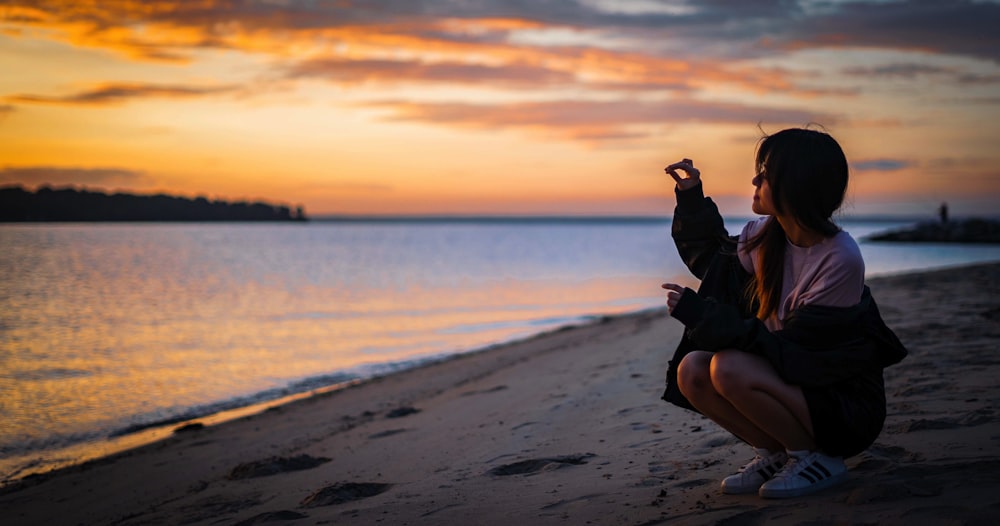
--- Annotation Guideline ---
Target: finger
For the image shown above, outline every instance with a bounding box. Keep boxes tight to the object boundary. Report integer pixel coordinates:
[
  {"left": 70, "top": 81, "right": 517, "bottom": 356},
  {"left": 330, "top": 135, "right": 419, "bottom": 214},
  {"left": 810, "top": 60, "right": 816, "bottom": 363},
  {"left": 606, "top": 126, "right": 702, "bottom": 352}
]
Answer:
[
  {"left": 665, "top": 168, "right": 683, "bottom": 183},
  {"left": 666, "top": 158, "right": 694, "bottom": 169},
  {"left": 667, "top": 296, "right": 679, "bottom": 312},
  {"left": 661, "top": 283, "right": 685, "bottom": 292},
  {"left": 665, "top": 162, "right": 700, "bottom": 179}
]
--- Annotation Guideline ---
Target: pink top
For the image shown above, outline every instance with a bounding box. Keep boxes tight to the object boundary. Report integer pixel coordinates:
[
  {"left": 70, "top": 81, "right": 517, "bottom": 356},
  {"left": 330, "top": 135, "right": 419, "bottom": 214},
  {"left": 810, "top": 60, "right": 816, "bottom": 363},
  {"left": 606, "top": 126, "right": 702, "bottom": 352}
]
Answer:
[{"left": 737, "top": 217, "right": 865, "bottom": 331}]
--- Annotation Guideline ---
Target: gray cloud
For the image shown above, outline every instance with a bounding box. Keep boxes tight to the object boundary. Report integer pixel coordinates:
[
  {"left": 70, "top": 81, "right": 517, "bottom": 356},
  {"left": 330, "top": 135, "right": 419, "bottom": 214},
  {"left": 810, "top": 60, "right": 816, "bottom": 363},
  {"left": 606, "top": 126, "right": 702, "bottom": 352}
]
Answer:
[
  {"left": 843, "top": 62, "right": 1000, "bottom": 86},
  {"left": 8, "top": 1, "right": 998, "bottom": 62},
  {"left": 0, "top": 166, "right": 152, "bottom": 187},
  {"left": 568, "top": 1, "right": 1000, "bottom": 63},
  {"left": 954, "top": 73, "right": 1000, "bottom": 85},
  {"left": 843, "top": 64, "right": 954, "bottom": 79},
  {"left": 852, "top": 159, "right": 913, "bottom": 172},
  {"left": 767, "top": 0, "right": 1000, "bottom": 62}
]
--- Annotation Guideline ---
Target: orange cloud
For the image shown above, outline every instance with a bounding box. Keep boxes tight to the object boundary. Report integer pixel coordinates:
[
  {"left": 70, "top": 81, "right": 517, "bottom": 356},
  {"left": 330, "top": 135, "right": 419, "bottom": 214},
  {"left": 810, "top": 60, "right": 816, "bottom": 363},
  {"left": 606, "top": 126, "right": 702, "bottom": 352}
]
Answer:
[
  {"left": 0, "top": 165, "right": 151, "bottom": 187},
  {"left": 6, "top": 82, "right": 237, "bottom": 106},
  {"left": 367, "top": 98, "right": 831, "bottom": 142},
  {"left": 2, "top": 1, "right": 838, "bottom": 100},
  {"left": 273, "top": 29, "right": 842, "bottom": 100},
  {"left": 285, "top": 57, "right": 578, "bottom": 88},
  {"left": 1, "top": 2, "right": 222, "bottom": 62}
]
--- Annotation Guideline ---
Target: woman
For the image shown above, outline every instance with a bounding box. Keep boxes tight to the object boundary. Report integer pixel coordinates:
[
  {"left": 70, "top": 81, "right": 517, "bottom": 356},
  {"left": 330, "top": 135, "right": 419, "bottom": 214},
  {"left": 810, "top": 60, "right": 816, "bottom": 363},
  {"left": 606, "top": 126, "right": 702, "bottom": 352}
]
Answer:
[{"left": 660, "top": 128, "right": 906, "bottom": 499}]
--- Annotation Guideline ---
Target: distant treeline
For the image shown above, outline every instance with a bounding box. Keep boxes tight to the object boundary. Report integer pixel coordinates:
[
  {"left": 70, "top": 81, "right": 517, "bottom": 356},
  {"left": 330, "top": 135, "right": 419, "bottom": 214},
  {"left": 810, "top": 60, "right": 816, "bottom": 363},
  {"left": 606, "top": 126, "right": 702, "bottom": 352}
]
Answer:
[{"left": 0, "top": 185, "right": 307, "bottom": 222}]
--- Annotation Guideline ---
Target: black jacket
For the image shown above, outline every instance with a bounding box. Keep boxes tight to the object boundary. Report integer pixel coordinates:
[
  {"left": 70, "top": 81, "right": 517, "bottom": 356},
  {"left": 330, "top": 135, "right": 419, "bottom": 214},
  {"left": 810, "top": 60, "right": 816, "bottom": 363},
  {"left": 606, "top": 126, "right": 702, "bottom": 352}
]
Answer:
[{"left": 662, "top": 183, "right": 907, "bottom": 410}]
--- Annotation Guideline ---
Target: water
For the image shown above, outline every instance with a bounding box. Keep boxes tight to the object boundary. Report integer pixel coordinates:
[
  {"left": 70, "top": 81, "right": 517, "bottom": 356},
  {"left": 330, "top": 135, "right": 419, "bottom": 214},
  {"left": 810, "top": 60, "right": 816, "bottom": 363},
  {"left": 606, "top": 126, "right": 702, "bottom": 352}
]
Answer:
[{"left": 2, "top": 218, "right": 998, "bottom": 482}]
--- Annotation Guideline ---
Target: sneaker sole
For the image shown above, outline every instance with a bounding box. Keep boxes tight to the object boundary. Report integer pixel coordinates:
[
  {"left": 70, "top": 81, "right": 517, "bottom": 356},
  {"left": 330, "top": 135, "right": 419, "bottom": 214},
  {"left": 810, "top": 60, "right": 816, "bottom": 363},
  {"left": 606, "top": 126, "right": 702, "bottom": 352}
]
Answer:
[
  {"left": 721, "top": 483, "right": 763, "bottom": 495},
  {"left": 758, "top": 472, "right": 847, "bottom": 499}
]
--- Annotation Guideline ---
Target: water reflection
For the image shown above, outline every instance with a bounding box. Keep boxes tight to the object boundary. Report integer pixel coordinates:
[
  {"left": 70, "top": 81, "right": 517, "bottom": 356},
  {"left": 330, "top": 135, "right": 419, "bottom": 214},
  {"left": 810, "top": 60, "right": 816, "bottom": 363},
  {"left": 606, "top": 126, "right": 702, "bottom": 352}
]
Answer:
[{"left": 0, "top": 223, "right": 680, "bottom": 471}]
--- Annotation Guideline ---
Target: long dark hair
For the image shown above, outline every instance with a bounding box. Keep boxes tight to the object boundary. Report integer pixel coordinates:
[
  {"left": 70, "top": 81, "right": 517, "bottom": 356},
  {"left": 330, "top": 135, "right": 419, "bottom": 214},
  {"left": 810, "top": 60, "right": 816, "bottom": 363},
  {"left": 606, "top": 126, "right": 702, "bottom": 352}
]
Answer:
[{"left": 742, "top": 128, "right": 849, "bottom": 321}]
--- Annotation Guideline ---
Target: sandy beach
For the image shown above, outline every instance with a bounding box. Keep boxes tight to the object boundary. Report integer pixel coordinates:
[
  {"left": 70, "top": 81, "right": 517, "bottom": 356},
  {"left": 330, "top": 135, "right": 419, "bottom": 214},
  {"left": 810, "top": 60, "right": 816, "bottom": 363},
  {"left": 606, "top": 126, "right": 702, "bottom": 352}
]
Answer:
[{"left": 2, "top": 262, "right": 999, "bottom": 525}]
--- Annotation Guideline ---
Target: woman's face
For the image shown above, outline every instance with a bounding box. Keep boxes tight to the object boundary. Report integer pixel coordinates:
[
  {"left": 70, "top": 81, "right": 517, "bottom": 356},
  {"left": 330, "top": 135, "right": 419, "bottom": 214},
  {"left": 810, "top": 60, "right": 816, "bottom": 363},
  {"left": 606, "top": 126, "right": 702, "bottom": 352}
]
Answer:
[{"left": 752, "top": 171, "right": 777, "bottom": 216}]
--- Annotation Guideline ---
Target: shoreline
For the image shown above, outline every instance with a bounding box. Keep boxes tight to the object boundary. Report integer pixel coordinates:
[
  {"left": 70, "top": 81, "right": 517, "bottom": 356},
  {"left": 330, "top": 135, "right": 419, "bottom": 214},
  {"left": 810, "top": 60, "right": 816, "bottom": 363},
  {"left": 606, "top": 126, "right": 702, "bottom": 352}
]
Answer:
[
  {"left": 0, "top": 377, "right": 364, "bottom": 487},
  {"left": 0, "top": 310, "right": 653, "bottom": 489},
  {"left": 3, "top": 262, "right": 1000, "bottom": 525},
  {"left": 3, "top": 257, "right": 991, "bottom": 485}
]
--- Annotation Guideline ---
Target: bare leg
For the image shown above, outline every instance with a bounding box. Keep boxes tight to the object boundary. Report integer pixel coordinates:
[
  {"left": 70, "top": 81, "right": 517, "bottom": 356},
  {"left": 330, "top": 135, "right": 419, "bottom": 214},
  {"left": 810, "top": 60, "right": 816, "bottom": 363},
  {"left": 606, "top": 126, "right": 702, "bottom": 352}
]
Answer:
[
  {"left": 710, "top": 350, "right": 816, "bottom": 451},
  {"left": 677, "top": 350, "right": 816, "bottom": 451},
  {"left": 676, "top": 351, "right": 784, "bottom": 451}
]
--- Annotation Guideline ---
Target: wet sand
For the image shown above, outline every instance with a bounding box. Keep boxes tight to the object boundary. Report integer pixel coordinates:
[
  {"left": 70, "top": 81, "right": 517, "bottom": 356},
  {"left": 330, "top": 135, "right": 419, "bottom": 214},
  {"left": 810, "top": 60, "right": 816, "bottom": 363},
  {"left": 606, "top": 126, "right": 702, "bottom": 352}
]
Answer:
[{"left": 2, "top": 262, "right": 999, "bottom": 525}]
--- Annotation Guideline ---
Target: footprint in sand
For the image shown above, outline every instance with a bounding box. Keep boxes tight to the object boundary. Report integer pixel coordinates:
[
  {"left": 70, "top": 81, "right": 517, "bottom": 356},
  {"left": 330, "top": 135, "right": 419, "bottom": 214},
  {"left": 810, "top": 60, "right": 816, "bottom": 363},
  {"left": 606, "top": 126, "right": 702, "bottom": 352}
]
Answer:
[
  {"left": 673, "top": 478, "right": 714, "bottom": 489},
  {"left": 173, "top": 422, "right": 205, "bottom": 434},
  {"left": 386, "top": 406, "right": 421, "bottom": 418},
  {"left": 227, "top": 454, "right": 332, "bottom": 480},
  {"left": 300, "top": 482, "right": 393, "bottom": 507},
  {"left": 979, "top": 306, "right": 1000, "bottom": 321},
  {"left": 368, "top": 428, "right": 408, "bottom": 439},
  {"left": 863, "top": 443, "right": 925, "bottom": 463},
  {"left": 894, "top": 381, "right": 950, "bottom": 398},
  {"left": 891, "top": 418, "right": 961, "bottom": 433},
  {"left": 461, "top": 385, "right": 509, "bottom": 397},
  {"left": 233, "top": 510, "right": 309, "bottom": 525},
  {"left": 177, "top": 493, "right": 264, "bottom": 524},
  {"left": 487, "top": 454, "right": 596, "bottom": 476},
  {"left": 889, "top": 408, "right": 993, "bottom": 434}
]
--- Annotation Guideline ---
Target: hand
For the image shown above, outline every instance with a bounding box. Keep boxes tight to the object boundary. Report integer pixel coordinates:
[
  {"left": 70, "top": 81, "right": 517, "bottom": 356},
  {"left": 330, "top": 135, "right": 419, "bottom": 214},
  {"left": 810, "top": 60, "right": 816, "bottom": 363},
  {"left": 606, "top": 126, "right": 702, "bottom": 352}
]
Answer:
[
  {"left": 664, "top": 158, "right": 701, "bottom": 191},
  {"left": 661, "top": 283, "right": 685, "bottom": 314}
]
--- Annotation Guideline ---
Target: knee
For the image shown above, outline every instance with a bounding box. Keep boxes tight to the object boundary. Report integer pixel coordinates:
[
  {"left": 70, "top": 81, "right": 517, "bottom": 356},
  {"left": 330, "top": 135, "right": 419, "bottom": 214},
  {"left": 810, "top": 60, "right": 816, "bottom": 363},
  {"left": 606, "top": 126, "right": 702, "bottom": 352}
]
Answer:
[
  {"left": 676, "top": 351, "right": 713, "bottom": 397},
  {"left": 709, "top": 351, "right": 752, "bottom": 398}
]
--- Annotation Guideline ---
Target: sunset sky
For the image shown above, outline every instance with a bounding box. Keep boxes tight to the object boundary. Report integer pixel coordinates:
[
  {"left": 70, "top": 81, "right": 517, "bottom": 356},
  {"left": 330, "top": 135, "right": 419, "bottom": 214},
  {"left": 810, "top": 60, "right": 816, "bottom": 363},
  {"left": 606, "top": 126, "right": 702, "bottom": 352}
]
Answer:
[{"left": 1, "top": 0, "right": 998, "bottom": 217}]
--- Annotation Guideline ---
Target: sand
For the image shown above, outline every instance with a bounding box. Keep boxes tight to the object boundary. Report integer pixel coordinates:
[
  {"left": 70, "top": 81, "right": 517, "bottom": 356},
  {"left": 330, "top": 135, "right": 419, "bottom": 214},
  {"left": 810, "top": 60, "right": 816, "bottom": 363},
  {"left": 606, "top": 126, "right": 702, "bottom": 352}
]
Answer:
[{"left": 2, "top": 262, "right": 999, "bottom": 525}]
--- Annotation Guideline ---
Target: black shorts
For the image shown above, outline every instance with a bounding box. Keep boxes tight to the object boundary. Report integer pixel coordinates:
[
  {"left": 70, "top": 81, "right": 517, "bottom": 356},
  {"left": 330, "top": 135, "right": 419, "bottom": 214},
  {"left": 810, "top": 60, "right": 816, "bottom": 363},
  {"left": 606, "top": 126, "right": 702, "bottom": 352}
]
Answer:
[{"left": 803, "top": 371, "right": 887, "bottom": 458}]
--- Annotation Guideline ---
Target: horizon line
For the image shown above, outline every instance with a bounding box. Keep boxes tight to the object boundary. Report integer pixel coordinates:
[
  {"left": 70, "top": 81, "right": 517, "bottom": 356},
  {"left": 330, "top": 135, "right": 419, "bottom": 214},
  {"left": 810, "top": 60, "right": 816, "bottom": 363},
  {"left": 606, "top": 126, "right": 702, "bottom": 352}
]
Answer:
[{"left": 310, "top": 213, "right": 954, "bottom": 224}]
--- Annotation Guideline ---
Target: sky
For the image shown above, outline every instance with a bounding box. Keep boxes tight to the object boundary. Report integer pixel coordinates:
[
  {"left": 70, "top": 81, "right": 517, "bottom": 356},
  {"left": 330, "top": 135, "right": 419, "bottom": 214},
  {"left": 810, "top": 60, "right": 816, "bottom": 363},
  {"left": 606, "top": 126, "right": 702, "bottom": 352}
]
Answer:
[{"left": 1, "top": 0, "right": 998, "bottom": 217}]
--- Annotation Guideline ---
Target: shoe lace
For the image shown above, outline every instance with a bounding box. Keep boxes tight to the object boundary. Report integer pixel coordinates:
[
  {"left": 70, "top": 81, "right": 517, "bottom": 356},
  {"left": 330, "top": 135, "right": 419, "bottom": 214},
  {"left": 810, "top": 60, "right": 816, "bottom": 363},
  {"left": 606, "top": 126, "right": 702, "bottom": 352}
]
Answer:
[
  {"left": 738, "top": 454, "right": 770, "bottom": 473},
  {"left": 771, "top": 454, "right": 805, "bottom": 480}
]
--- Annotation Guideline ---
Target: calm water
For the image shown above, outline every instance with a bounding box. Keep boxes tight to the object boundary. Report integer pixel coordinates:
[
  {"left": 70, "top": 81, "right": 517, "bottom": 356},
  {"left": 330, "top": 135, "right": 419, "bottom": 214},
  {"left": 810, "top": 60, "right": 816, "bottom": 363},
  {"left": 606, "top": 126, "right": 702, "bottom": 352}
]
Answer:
[{"left": 2, "top": 219, "right": 999, "bottom": 482}]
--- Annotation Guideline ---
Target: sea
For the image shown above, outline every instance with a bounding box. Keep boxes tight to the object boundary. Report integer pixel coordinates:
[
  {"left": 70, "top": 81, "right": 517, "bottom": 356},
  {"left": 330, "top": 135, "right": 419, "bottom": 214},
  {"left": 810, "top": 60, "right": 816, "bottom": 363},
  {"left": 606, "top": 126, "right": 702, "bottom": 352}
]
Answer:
[{"left": 2, "top": 217, "right": 999, "bottom": 483}]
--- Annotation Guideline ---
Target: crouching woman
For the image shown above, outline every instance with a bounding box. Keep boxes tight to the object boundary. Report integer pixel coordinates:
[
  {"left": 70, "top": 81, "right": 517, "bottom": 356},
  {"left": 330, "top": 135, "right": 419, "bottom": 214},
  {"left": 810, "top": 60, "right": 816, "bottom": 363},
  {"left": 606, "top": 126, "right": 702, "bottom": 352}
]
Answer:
[{"left": 660, "top": 128, "right": 907, "bottom": 499}]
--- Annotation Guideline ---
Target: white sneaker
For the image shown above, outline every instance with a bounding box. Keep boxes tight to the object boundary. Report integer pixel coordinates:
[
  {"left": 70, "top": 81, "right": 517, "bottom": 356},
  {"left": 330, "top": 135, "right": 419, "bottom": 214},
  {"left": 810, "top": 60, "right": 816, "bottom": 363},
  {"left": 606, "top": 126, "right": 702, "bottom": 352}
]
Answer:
[
  {"left": 758, "top": 450, "right": 847, "bottom": 499},
  {"left": 720, "top": 447, "right": 788, "bottom": 495}
]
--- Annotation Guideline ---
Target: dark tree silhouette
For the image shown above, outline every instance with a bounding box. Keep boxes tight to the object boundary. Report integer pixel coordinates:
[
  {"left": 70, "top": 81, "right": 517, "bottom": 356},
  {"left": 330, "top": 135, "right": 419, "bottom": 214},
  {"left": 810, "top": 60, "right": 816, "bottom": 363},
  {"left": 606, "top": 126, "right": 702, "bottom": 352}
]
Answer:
[{"left": 0, "top": 185, "right": 308, "bottom": 222}]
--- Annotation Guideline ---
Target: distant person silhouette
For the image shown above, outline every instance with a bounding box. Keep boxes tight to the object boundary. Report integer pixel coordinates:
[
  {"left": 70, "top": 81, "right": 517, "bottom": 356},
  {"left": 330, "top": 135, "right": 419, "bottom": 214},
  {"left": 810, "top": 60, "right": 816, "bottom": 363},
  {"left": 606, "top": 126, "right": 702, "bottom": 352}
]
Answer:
[{"left": 939, "top": 202, "right": 949, "bottom": 224}]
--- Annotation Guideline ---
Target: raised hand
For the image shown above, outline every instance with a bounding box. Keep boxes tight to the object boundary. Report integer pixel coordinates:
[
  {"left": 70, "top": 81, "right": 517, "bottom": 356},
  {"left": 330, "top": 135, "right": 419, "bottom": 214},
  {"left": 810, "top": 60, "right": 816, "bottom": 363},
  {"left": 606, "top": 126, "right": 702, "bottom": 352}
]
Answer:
[{"left": 664, "top": 158, "right": 701, "bottom": 191}]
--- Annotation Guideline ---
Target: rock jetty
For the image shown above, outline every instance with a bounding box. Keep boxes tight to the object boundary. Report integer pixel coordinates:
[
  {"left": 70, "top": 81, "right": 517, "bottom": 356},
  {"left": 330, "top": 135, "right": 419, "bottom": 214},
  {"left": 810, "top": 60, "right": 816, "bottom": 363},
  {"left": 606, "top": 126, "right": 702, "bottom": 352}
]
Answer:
[{"left": 867, "top": 218, "right": 1000, "bottom": 243}]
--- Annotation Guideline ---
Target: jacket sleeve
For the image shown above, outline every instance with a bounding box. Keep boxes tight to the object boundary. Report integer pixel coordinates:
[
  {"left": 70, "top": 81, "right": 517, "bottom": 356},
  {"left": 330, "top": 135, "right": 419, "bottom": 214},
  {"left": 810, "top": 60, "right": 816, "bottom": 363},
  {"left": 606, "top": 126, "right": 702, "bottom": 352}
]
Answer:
[
  {"left": 672, "top": 183, "right": 734, "bottom": 279},
  {"left": 670, "top": 288, "right": 887, "bottom": 386}
]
